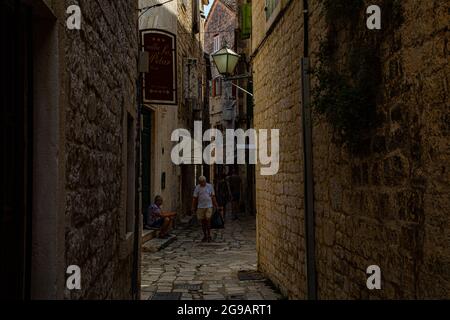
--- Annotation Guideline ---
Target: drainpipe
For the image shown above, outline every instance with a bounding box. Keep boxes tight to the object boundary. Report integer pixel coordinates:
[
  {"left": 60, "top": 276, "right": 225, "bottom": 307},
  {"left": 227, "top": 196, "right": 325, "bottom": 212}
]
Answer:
[{"left": 301, "top": 0, "right": 317, "bottom": 300}]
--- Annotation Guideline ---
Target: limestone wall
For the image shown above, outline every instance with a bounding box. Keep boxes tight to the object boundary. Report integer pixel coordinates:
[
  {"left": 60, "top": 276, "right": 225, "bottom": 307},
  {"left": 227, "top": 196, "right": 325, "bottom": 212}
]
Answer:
[
  {"left": 63, "top": 0, "right": 139, "bottom": 299},
  {"left": 252, "top": 0, "right": 449, "bottom": 299},
  {"left": 252, "top": 0, "right": 307, "bottom": 299},
  {"left": 205, "top": 0, "right": 238, "bottom": 129}
]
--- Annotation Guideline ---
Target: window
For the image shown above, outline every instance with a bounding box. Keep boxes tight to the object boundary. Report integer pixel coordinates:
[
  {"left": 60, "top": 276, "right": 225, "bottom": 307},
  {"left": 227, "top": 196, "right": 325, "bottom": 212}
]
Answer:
[
  {"left": 183, "top": 58, "right": 198, "bottom": 100},
  {"left": 213, "top": 34, "right": 221, "bottom": 52},
  {"left": 265, "top": 0, "right": 280, "bottom": 20},
  {"left": 265, "top": 0, "right": 283, "bottom": 30},
  {"left": 216, "top": 78, "right": 222, "bottom": 96},
  {"left": 212, "top": 78, "right": 222, "bottom": 97}
]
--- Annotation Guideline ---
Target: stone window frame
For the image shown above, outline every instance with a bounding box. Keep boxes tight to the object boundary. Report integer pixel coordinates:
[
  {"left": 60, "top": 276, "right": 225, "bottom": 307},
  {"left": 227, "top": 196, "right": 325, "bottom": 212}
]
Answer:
[
  {"left": 265, "top": 0, "right": 281, "bottom": 28},
  {"left": 212, "top": 77, "right": 222, "bottom": 97},
  {"left": 209, "top": 79, "right": 213, "bottom": 97},
  {"left": 265, "top": 0, "right": 291, "bottom": 33},
  {"left": 213, "top": 33, "right": 221, "bottom": 52}
]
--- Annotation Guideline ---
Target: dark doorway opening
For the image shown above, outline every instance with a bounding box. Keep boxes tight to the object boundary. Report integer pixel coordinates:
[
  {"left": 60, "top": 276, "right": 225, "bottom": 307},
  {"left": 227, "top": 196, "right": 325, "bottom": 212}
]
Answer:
[
  {"left": 142, "top": 107, "right": 153, "bottom": 221},
  {"left": 0, "top": 0, "right": 33, "bottom": 300}
]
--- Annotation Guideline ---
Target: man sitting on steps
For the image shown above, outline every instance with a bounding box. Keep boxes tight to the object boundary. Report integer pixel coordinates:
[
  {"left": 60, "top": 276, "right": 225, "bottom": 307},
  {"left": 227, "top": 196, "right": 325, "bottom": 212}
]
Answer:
[{"left": 145, "top": 195, "right": 176, "bottom": 239}]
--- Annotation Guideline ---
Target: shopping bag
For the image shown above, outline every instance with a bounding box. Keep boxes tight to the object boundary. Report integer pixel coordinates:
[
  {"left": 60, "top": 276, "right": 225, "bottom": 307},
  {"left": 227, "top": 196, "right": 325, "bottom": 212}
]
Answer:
[{"left": 210, "top": 208, "right": 225, "bottom": 229}]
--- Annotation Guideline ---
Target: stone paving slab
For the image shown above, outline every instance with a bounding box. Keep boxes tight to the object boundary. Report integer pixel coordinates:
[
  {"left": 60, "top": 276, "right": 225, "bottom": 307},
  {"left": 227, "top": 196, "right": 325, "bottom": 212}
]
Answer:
[
  {"left": 142, "top": 234, "right": 177, "bottom": 253},
  {"left": 141, "top": 212, "right": 283, "bottom": 300}
]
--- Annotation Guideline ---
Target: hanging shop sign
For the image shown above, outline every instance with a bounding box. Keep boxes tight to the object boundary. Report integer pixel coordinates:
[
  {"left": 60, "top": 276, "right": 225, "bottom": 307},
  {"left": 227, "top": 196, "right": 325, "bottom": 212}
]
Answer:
[{"left": 141, "top": 29, "right": 177, "bottom": 105}]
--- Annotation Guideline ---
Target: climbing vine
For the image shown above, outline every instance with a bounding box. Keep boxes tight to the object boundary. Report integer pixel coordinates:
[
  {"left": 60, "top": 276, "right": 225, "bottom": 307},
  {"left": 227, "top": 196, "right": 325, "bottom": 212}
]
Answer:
[{"left": 312, "top": 0, "right": 403, "bottom": 152}]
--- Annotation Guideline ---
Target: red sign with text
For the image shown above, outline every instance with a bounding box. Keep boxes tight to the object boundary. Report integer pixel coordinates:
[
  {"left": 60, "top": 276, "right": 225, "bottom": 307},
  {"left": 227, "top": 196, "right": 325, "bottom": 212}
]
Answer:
[{"left": 142, "top": 30, "right": 177, "bottom": 105}]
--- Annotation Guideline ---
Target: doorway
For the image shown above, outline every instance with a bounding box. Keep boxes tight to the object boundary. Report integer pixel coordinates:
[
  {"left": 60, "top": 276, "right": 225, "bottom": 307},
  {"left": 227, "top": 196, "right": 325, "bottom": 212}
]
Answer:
[
  {"left": 142, "top": 107, "right": 153, "bottom": 219},
  {"left": 0, "top": 0, "right": 33, "bottom": 300}
]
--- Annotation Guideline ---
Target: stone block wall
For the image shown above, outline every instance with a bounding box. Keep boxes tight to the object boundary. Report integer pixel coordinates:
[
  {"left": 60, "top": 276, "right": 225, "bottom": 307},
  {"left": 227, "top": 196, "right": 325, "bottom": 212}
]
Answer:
[
  {"left": 252, "top": 0, "right": 307, "bottom": 300},
  {"left": 205, "top": 1, "right": 236, "bottom": 56},
  {"left": 205, "top": 0, "right": 238, "bottom": 128},
  {"left": 309, "top": 0, "right": 449, "bottom": 300},
  {"left": 252, "top": 0, "right": 449, "bottom": 299},
  {"left": 63, "top": 0, "right": 139, "bottom": 299}
]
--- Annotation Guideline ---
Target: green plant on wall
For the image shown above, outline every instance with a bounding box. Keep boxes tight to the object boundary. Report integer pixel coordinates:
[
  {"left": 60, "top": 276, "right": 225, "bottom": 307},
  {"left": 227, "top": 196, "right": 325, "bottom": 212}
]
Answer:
[
  {"left": 313, "top": 42, "right": 382, "bottom": 150},
  {"left": 313, "top": 0, "right": 403, "bottom": 152}
]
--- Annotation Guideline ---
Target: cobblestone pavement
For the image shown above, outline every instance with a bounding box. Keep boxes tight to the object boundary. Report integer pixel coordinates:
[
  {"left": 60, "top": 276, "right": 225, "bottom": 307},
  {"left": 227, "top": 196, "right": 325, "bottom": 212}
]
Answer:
[{"left": 141, "top": 212, "right": 283, "bottom": 300}]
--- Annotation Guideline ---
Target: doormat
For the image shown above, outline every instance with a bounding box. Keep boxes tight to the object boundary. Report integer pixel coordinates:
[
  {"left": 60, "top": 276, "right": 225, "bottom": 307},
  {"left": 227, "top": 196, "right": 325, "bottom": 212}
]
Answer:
[
  {"left": 238, "top": 270, "right": 265, "bottom": 281},
  {"left": 173, "top": 283, "right": 203, "bottom": 291},
  {"left": 151, "top": 292, "right": 182, "bottom": 300}
]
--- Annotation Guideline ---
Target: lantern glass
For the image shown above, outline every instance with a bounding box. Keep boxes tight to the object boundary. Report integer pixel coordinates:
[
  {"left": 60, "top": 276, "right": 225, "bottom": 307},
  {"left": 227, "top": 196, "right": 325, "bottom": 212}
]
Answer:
[{"left": 212, "top": 47, "right": 240, "bottom": 76}]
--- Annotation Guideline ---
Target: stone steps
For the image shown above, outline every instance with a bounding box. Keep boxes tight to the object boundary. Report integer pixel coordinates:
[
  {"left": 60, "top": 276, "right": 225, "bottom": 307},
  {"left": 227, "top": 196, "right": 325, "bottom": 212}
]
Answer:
[
  {"left": 142, "top": 229, "right": 158, "bottom": 244},
  {"left": 142, "top": 214, "right": 191, "bottom": 246},
  {"left": 142, "top": 234, "right": 177, "bottom": 253}
]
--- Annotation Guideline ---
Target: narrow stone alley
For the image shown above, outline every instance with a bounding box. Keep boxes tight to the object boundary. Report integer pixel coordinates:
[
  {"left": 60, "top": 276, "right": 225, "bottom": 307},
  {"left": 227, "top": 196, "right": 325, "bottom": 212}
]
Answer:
[
  {"left": 140, "top": 212, "right": 283, "bottom": 301},
  {"left": 2, "top": 0, "right": 448, "bottom": 302}
]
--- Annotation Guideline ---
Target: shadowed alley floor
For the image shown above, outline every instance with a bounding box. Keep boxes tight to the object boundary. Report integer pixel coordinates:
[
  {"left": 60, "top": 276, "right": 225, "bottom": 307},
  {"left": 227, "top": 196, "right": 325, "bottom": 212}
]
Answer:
[{"left": 140, "top": 212, "right": 283, "bottom": 300}]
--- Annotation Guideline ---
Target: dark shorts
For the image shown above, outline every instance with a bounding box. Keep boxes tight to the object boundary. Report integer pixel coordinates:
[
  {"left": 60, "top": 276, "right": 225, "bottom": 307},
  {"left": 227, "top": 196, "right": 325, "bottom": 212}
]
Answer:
[
  {"left": 232, "top": 192, "right": 240, "bottom": 202},
  {"left": 149, "top": 217, "right": 164, "bottom": 228}
]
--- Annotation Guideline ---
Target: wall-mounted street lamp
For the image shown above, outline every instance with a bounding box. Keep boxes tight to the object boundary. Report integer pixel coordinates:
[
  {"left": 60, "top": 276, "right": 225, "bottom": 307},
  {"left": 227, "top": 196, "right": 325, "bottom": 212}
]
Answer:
[
  {"left": 211, "top": 44, "right": 255, "bottom": 218},
  {"left": 211, "top": 46, "right": 240, "bottom": 77},
  {"left": 211, "top": 45, "right": 253, "bottom": 97}
]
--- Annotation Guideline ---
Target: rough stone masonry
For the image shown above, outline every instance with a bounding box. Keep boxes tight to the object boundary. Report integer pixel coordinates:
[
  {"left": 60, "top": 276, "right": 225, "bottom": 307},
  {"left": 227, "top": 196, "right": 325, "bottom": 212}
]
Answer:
[
  {"left": 251, "top": 0, "right": 449, "bottom": 299},
  {"left": 64, "top": 0, "right": 139, "bottom": 299}
]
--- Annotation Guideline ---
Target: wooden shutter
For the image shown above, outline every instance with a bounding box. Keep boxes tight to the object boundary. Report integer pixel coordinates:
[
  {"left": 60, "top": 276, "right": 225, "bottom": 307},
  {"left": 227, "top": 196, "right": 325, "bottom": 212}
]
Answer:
[
  {"left": 217, "top": 78, "right": 222, "bottom": 96},
  {"left": 240, "top": 3, "right": 252, "bottom": 39}
]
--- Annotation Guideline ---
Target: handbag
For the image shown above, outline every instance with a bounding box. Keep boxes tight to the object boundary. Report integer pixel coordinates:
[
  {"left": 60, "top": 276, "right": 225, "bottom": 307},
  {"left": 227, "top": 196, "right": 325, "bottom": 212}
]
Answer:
[{"left": 210, "top": 208, "right": 225, "bottom": 229}]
